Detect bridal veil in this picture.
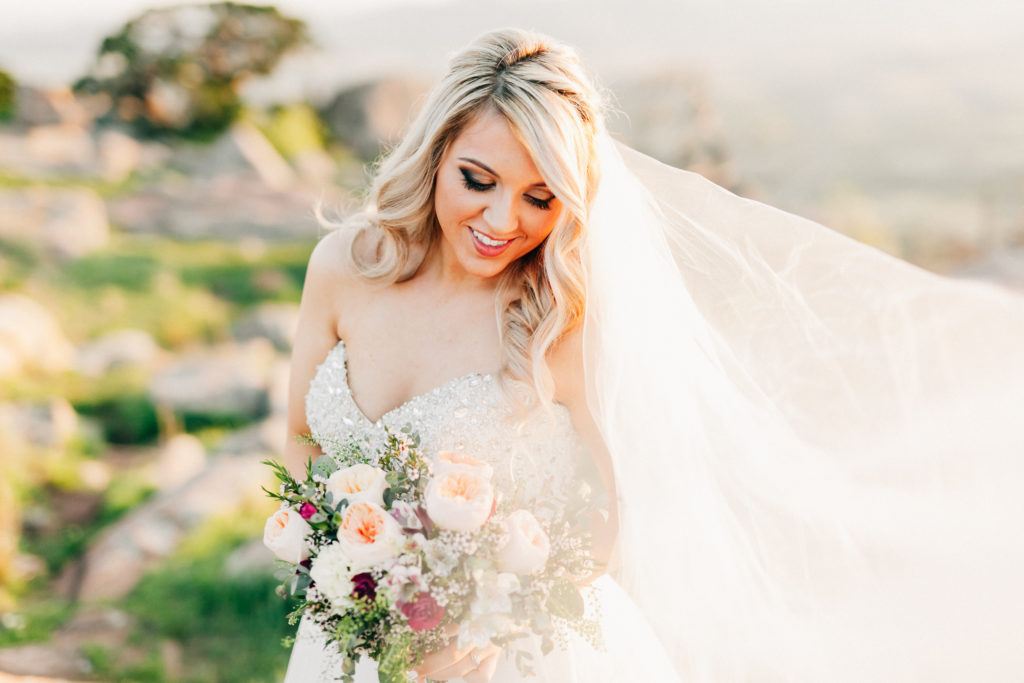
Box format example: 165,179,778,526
582,132,1024,682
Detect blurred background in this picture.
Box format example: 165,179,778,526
0,1,1022,681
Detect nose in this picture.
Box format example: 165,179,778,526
482,190,517,234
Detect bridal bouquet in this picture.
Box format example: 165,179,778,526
262,428,602,683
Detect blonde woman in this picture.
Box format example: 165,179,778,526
283,28,1024,683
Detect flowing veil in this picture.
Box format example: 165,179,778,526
582,132,1024,682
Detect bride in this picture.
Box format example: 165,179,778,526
283,28,1024,683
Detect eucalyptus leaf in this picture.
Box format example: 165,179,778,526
312,455,340,478
309,511,327,524
546,578,585,620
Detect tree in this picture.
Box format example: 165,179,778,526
74,2,308,140
0,69,14,121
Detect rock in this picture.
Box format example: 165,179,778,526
231,303,299,352
216,415,286,456
13,86,91,129
0,398,78,449
56,607,134,651
223,537,275,577
0,296,74,377
68,451,269,601
319,78,429,160
268,357,291,416
12,85,64,127
97,128,142,182
147,339,276,420
76,328,161,377
105,172,324,241
24,125,95,171
151,434,207,492
0,187,110,261
606,70,738,190
0,643,92,679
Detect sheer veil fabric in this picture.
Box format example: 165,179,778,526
582,133,1024,682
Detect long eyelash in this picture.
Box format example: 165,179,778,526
460,168,492,192
525,195,553,210
460,168,553,210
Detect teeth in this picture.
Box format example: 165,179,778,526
471,228,511,247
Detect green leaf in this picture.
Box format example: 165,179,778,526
377,639,411,683
383,487,396,508
545,578,585,620
312,455,339,478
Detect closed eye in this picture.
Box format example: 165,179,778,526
460,168,493,192
460,167,554,210
525,194,553,210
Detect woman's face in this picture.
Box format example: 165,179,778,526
433,107,561,281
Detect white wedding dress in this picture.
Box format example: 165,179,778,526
282,338,682,683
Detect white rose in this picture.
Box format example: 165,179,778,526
263,506,312,564
433,450,494,481
326,463,390,506
424,471,494,533
496,509,550,574
309,542,355,609
337,501,405,570
471,570,521,616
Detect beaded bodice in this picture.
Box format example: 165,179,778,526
305,339,582,511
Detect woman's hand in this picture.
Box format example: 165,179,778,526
413,623,503,682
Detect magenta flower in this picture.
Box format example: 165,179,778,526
350,572,377,602
299,502,317,520
399,592,444,631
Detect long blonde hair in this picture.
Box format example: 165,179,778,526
330,28,602,410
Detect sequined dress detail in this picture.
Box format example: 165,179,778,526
283,339,589,682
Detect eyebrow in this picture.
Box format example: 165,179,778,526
458,157,550,190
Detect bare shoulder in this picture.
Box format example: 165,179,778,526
548,325,586,407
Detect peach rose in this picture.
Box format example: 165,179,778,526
496,509,550,574
337,501,404,569
433,450,494,481
326,464,389,506
424,471,494,533
263,507,312,564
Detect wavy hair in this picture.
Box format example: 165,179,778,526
326,28,602,412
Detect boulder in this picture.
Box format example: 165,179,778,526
105,172,323,241
231,302,299,352
319,78,429,160
67,451,269,601
76,328,161,377
147,339,276,419
0,294,74,378
0,398,78,449
0,187,109,261
223,537,275,577
151,433,207,492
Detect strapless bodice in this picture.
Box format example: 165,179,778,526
305,339,582,512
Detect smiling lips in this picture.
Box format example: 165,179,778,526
469,227,515,256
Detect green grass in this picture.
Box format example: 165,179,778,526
21,469,155,575
0,599,76,648
110,507,293,682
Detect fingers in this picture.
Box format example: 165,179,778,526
422,643,502,682
462,646,501,683
414,638,473,680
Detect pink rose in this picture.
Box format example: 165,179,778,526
399,592,444,631
433,450,494,480
337,501,404,569
424,471,494,533
262,507,312,564
326,464,389,506
496,510,550,574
